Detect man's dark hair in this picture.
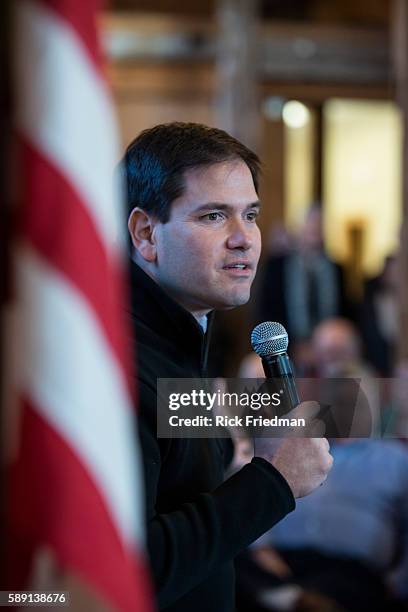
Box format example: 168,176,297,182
122,122,261,223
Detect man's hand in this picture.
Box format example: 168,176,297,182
254,401,333,498
270,437,332,498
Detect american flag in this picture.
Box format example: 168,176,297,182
5,1,153,609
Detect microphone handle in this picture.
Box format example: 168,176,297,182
261,353,300,411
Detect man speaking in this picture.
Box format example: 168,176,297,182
123,122,333,611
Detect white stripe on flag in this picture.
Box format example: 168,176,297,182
16,245,144,547
15,0,125,251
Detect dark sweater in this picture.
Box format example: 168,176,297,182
129,261,295,612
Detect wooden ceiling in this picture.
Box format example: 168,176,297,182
111,0,391,27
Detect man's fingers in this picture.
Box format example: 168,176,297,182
307,420,326,437
284,418,326,438
281,402,324,438
288,401,320,421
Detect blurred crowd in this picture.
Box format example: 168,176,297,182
227,206,408,611
234,318,408,610
255,205,399,377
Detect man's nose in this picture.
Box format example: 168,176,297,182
226,220,252,250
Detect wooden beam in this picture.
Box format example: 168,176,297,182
260,80,393,102
102,11,390,86
311,103,323,203
214,0,260,150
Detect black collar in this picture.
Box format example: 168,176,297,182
129,260,214,373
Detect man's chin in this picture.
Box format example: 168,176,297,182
215,292,251,310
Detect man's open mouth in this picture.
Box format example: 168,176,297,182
222,262,251,271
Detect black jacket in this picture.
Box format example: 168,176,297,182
129,261,295,612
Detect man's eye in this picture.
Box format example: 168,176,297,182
203,212,224,221
246,211,259,221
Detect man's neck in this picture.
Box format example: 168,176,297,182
131,252,211,324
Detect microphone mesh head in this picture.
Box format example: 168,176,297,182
251,321,289,357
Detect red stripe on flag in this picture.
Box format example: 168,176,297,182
7,399,152,610
17,136,134,396
34,0,103,70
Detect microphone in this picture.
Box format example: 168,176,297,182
251,321,300,411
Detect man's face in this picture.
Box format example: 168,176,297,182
153,160,261,317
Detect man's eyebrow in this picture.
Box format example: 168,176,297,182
192,201,261,213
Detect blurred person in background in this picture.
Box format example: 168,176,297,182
310,318,379,437
265,224,295,258
360,254,398,376
312,317,375,378
381,358,408,437
256,205,346,374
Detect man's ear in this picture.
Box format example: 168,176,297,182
128,207,158,262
